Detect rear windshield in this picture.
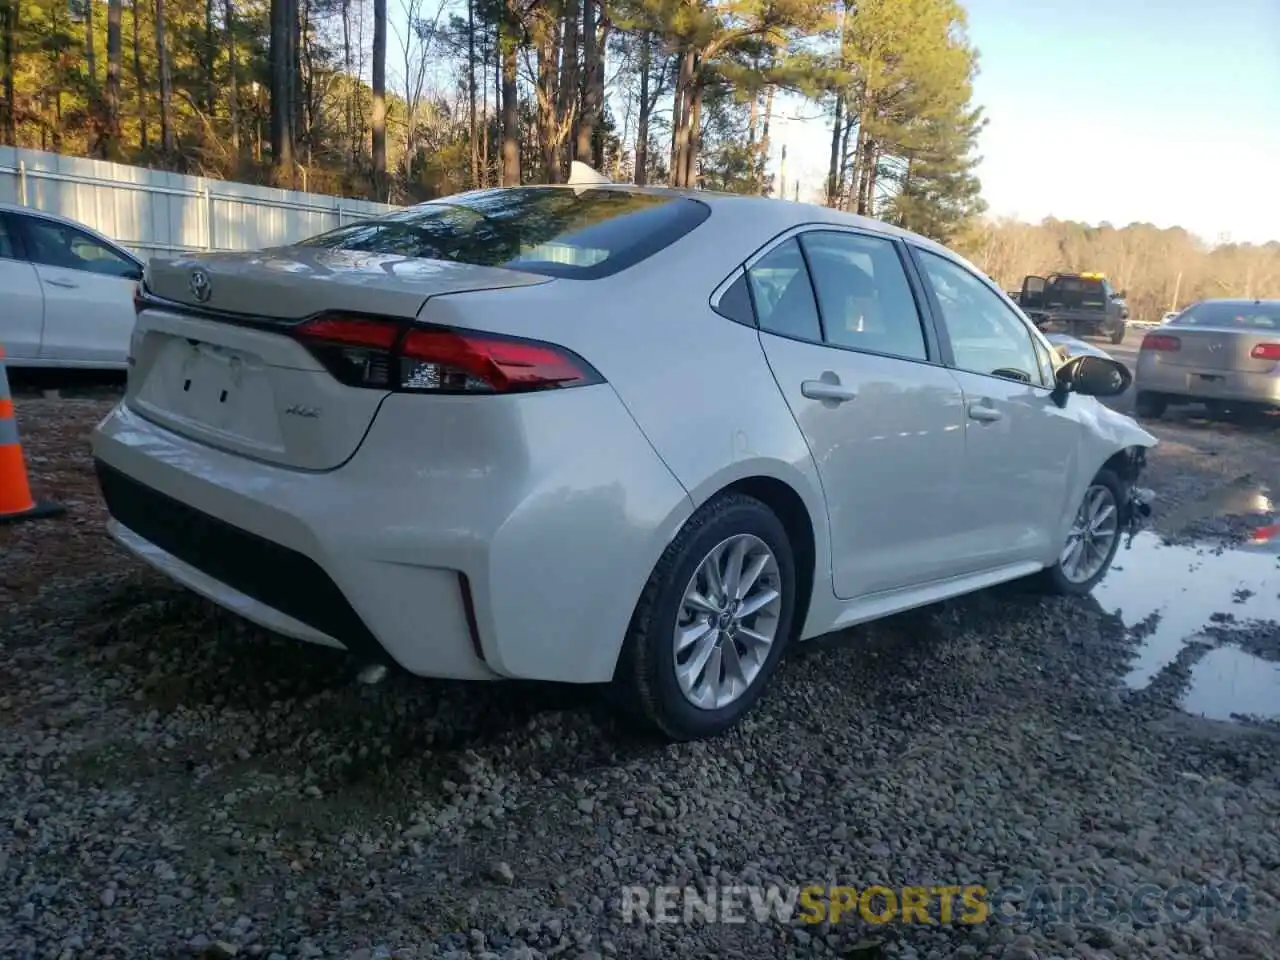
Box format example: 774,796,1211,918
296,187,711,279
1047,277,1106,297
1169,302,1280,330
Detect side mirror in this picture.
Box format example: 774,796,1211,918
1050,354,1132,408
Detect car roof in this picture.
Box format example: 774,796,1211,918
411,182,967,267
1190,297,1279,307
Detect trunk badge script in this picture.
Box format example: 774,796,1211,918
285,405,320,419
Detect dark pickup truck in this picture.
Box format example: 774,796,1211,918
1014,272,1129,345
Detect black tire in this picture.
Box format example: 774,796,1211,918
1134,391,1166,419
1036,468,1126,597
612,493,797,741
1109,323,1126,345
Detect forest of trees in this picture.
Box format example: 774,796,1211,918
970,218,1280,324
0,0,986,241
1,0,1275,319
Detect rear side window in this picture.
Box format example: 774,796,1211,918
746,238,822,342
296,187,711,280
1169,301,1280,330
799,231,928,361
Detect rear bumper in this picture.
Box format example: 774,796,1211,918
1135,354,1280,406
90,391,694,683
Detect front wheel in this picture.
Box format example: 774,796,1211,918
1109,323,1126,345
1037,469,1126,596
613,493,797,741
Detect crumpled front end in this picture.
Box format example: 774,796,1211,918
1115,445,1155,545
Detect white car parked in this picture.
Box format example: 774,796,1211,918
91,183,1157,740
0,203,144,368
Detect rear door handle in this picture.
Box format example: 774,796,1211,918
802,379,858,403
967,401,1003,422
44,277,78,289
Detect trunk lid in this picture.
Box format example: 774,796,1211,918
129,248,552,471
1157,325,1280,373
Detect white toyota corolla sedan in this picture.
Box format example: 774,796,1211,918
91,183,1157,740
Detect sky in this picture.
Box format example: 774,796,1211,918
770,0,1280,244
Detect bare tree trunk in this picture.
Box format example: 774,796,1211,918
467,0,478,187
500,10,520,186
836,111,852,204
341,0,352,160
634,30,650,185
224,0,239,154
825,90,843,206
132,0,147,150
681,81,702,187
481,22,490,185
536,11,561,181
757,84,773,195
556,0,579,170
371,0,386,195
575,0,596,164
86,1,98,91
1,0,15,146
154,0,175,155
269,0,296,178
105,0,122,158
670,50,694,186
204,0,216,113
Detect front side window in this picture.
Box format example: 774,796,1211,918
297,187,711,280
800,230,928,361
22,217,138,278
745,237,822,342
917,249,1046,386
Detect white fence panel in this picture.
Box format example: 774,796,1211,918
0,146,402,261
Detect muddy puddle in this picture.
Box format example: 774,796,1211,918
1096,529,1280,724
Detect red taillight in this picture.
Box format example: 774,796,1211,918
291,313,602,394
1142,334,1181,352
1250,343,1280,361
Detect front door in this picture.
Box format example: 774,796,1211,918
913,248,1079,571
747,229,969,599
17,214,140,366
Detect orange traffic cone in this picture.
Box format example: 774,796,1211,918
0,345,65,524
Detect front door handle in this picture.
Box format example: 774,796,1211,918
967,401,1003,422
44,277,78,289
802,379,858,403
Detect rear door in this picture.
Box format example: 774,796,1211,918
747,227,971,599
0,213,45,362
912,247,1079,571
15,214,142,366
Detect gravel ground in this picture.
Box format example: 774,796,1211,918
1,380,1278,960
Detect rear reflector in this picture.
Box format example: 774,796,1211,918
1141,334,1181,352
1249,343,1280,361
291,313,603,394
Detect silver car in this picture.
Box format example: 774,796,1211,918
1133,299,1280,418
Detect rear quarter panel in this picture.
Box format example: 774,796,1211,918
421,205,836,639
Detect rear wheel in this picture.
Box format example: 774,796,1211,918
1134,391,1166,419
613,494,797,741
1038,469,1125,596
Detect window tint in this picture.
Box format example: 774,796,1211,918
0,216,17,259
714,271,755,326
23,218,137,278
297,187,710,280
746,238,821,342
918,250,1045,386
800,231,927,360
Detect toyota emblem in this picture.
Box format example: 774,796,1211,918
190,269,212,303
